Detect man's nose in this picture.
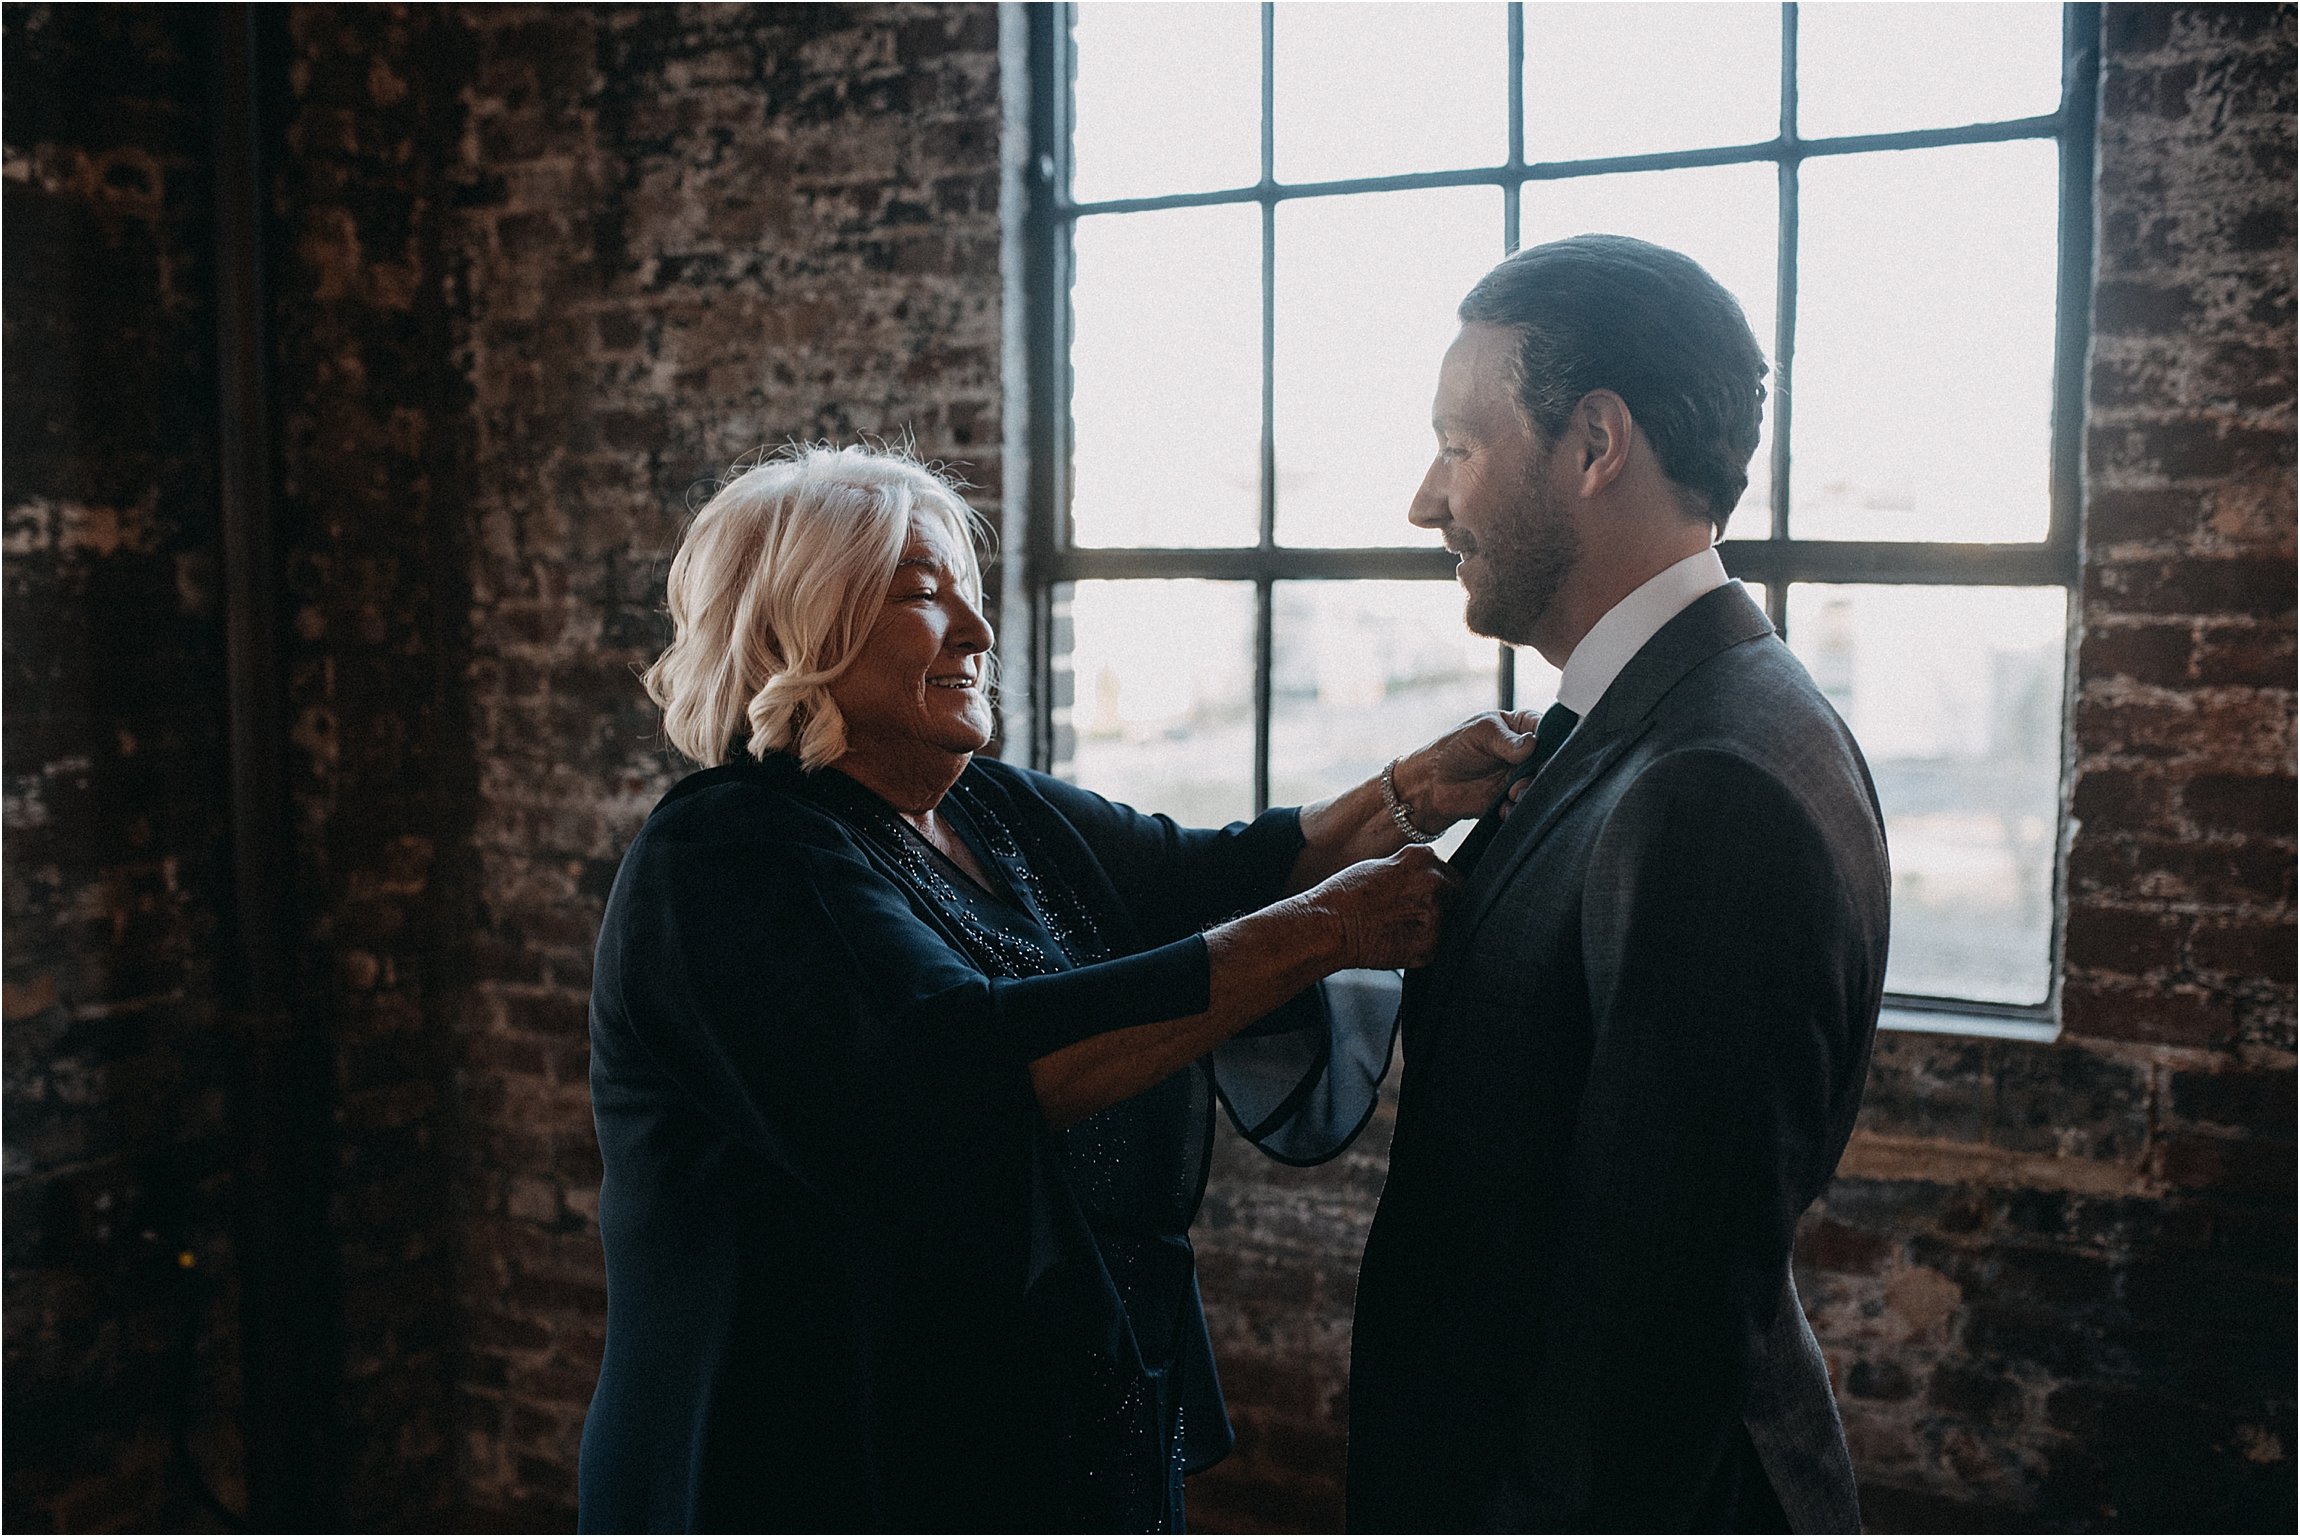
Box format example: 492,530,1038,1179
1407,461,1447,528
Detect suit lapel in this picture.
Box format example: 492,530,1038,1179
1414,582,1778,1014
1440,720,1652,968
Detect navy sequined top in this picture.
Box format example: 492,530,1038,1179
577,752,1392,1532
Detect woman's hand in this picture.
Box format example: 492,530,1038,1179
1030,845,1461,1127
1300,845,1461,971
1389,709,1545,831
1288,709,1543,892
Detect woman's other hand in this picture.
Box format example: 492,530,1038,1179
1391,709,1545,829
1303,845,1461,971
1032,846,1458,1127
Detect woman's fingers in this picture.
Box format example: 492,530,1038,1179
1317,845,1460,970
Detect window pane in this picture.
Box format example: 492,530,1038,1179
1525,3,1779,162
1798,3,2064,139
1060,580,1256,827
1785,584,2066,1007
1519,163,1780,536
1508,645,1565,712
1792,141,2060,542
1271,582,1503,817
1072,3,1261,203
1274,3,1509,183
1072,205,1262,547
1274,186,1504,547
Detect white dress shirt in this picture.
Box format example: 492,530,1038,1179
1554,546,1732,716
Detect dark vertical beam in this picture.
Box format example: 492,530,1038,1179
1500,1,1524,708
1021,1,1070,771
2044,3,2102,1010
1255,1,1276,812
2047,2,2100,563
210,4,336,1527
1768,2,1798,637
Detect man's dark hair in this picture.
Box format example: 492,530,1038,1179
1458,233,1768,529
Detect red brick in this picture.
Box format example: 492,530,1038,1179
2069,766,2181,836
2192,626,2299,687
2080,621,2195,685
2188,918,2299,981
2064,905,2189,973
2061,977,2239,1048
2169,1067,2300,1134
2084,557,2298,619
2089,420,2296,485
1799,1216,1896,1275
2159,1134,2298,1197
2092,278,2205,337
2182,773,2299,840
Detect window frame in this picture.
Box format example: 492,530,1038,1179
1014,1,2101,1038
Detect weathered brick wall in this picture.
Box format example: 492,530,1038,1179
2,8,245,1529
432,5,1003,1520
1190,6,2296,1533
8,3,2288,1532
270,6,480,1521
6,4,1002,1527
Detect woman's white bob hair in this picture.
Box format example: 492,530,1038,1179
643,443,991,770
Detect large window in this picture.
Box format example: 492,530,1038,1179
1016,3,2098,1033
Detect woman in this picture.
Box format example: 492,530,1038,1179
577,445,1539,1532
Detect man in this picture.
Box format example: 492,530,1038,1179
1347,235,1890,1533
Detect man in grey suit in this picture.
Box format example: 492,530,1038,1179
1347,235,1891,1533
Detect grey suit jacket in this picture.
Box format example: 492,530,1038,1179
1348,582,1890,1533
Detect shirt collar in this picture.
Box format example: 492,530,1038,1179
1555,546,1731,715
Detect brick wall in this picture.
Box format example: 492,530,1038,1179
2,9,247,1529
5,3,2289,1532
5,3,1002,1528
1189,6,2297,1531
427,4,1002,1521
270,5,479,1521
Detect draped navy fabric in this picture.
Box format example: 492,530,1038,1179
578,752,1391,1533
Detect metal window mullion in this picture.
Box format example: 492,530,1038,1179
1769,2,1798,639
1028,2,1074,771
2047,4,2101,557
1500,1,1524,710
1255,0,1276,813
1060,118,2061,220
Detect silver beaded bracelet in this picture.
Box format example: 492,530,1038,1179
1379,758,1438,844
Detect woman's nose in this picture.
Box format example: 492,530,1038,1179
949,597,993,654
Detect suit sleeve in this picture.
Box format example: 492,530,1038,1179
1497,748,1870,1529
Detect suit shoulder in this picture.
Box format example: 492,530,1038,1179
1650,637,1869,777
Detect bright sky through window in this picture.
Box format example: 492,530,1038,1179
1056,1,2075,1010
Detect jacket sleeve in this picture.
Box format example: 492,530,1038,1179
1495,748,1871,1529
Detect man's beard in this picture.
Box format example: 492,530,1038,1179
1463,469,1579,648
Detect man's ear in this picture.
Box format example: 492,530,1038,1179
1570,390,1634,492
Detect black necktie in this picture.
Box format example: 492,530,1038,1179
1448,703,1582,875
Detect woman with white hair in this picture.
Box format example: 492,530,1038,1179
577,445,1539,1532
